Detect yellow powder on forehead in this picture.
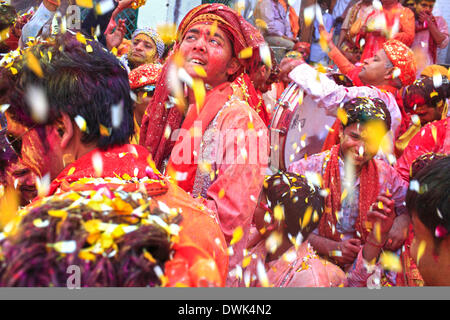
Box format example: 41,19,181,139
133,33,156,47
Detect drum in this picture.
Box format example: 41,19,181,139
269,82,337,171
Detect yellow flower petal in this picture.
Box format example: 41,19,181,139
26,51,43,78
75,0,93,8
416,240,427,266
230,226,244,245
379,251,402,272
238,47,253,59
301,206,313,229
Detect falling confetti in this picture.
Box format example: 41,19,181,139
111,101,124,128
193,65,207,78
26,85,48,124
156,23,178,44
257,259,269,287
259,44,272,69
92,152,103,177
0,188,19,232
416,240,427,266
379,251,402,272
192,78,206,110
209,20,218,37
273,204,284,221
26,51,43,78
95,0,115,15
304,5,315,27
76,0,93,8
36,174,50,197
230,226,244,245
48,240,77,254
75,115,87,132
301,206,313,229
238,47,253,59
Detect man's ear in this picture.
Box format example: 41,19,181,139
54,113,74,149
338,122,345,141
226,57,241,76
384,67,395,81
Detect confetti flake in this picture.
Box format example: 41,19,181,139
76,0,93,8
26,85,48,124
209,20,218,37
257,259,269,287
301,206,313,229
273,204,284,221
49,240,77,254
92,152,103,177
193,78,206,110
26,51,43,78
304,5,315,27
415,240,427,266
75,115,88,132
156,23,177,44
238,47,253,59
95,0,115,15
230,226,244,245
36,173,50,197
380,251,402,272
259,44,272,69
193,65,207,78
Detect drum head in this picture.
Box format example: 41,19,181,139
284,95,336,169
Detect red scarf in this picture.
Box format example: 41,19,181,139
319,145,380,243
48,144,167,196
165,83,233,193
234,73,271,127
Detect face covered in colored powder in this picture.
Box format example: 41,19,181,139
128,33,158,68
5,113,66,182
179,22,241,89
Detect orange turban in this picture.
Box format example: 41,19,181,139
129,63,162,90
383,39,417,86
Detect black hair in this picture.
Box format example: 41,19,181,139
342,97,392,131
263,172,324,239
0,190,181,287
403,76,450,113
2,32,134,150
406,156,450,252
0,129,17,183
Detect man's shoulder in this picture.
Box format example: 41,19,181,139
288,150,330,173
218,97,267,131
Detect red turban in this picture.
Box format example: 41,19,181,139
129,63,162,90
383,39,417,86
177,3,266,74
139,4,267,169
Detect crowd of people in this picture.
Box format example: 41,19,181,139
0,0,448,288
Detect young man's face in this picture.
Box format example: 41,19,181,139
4,159,38,206
339,122,379,171
412,102,443,125
359,49,392,86
179,23,239,89
5,113,64,181
415,0,435,15
128,34,158,68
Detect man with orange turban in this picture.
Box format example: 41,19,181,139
139,4,270,285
